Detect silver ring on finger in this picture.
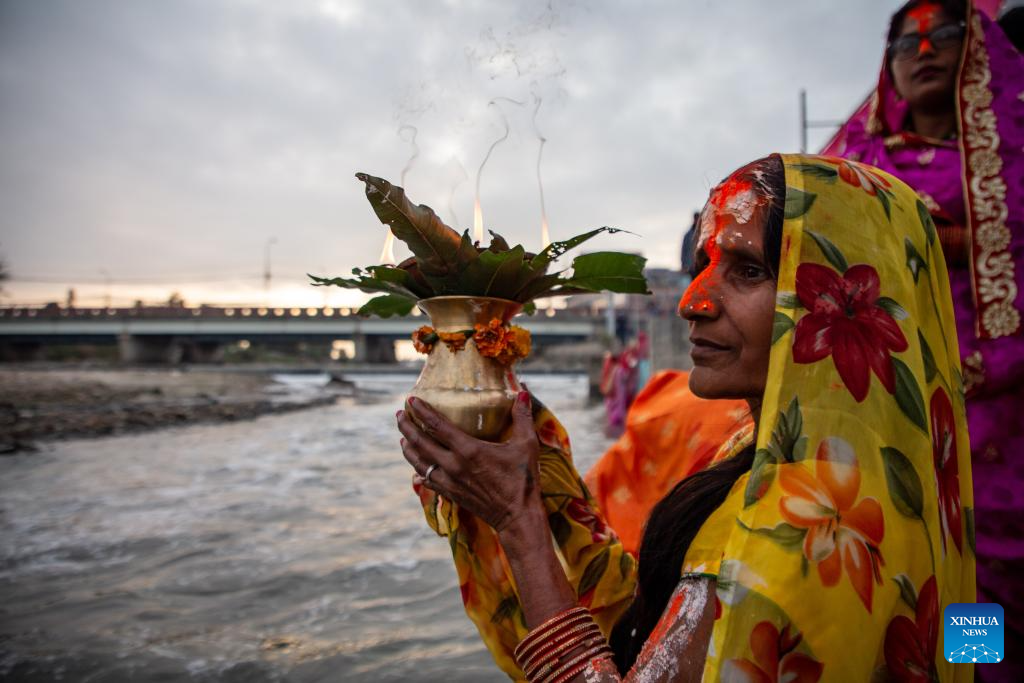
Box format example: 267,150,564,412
424,463,439,483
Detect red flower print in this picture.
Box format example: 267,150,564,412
930,388,962,554
835,159,892,196
565,498,612,543
779,437,885,611
537,417,570,452
884,575,938,682
724,621,823,683
793,263,908,402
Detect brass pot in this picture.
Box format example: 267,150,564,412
409,296,523,441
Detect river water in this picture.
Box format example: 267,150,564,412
0,373,611,682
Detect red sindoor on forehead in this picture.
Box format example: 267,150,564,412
906,2,942,33
677,177,755,315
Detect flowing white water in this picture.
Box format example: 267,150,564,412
0,373,611,682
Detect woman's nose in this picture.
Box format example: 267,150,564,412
917,37,935,57
678,269,720,319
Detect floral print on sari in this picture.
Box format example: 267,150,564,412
685,155,974,681
778,437,885,611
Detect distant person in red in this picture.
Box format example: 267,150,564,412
599,333,649,438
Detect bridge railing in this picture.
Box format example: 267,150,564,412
0,304,600,322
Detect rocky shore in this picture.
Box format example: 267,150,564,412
0,367,350,453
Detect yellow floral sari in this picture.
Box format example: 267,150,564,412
416,153,975,682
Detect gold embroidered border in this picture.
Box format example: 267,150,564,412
960,14,1020,339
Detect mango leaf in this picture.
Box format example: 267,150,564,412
893,574,919,611
789,163,838,181
559,252,650,294
744,449,778,507
876,296,908,321
357,293,417,318
806,230,849,273
905,237,928,283
917,329,938,383
456,245,527,298
916,198,937,246
455,232,479,270
772,311,795,345
530,226,629,271
892,357,928,434
486,231,510,253
577,548,610,599
367,265,434,298
355,172,466,276
784,187,817,219
510,273,563,302
308,269,423,300
548,511,572,548
881,446,924,518
736,519,806,551
396,256,437,297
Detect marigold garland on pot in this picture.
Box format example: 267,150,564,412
410,319,531,364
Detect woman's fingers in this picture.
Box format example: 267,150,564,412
509,390,536,444
396,409,462,474
406,397,477,453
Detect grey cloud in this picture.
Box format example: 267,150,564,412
0,0,900,303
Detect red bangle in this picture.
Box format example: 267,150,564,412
522,622,601,677
524,631,604,680
515,607,591,664
548,652,614,683
538,642,614,683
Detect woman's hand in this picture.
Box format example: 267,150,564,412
396,390,542,533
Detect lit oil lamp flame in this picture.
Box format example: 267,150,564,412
379,231,396,265
473,197,484,244
540,217,551,249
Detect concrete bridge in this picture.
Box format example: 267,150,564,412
0,304,602,363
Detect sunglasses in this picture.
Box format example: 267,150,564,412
888,21,966,60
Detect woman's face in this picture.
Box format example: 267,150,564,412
890,3,961,115
679,178,777,402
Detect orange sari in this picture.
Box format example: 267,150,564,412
584,370,751,555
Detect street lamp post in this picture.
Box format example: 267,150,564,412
263,237,277,307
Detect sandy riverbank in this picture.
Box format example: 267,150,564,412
0,367,349,453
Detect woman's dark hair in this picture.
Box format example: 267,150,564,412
885,0,968,70
610,154,785,673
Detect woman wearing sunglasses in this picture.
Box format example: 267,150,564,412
824,3,1023,679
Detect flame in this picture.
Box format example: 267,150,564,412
473,197,484,244
379,231,396,265
540,217,551,249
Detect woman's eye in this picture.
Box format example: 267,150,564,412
738,264,767,281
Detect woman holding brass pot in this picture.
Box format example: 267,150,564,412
398,154,975,681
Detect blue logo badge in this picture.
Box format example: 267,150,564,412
943,603,1004,664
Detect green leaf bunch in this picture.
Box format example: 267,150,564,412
310,173,650,317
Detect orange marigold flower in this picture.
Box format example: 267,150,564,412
411,326,437,354
438,330,470,352
473,319,512,358
497,325,532,364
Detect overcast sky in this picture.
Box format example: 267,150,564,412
0,0,903,308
